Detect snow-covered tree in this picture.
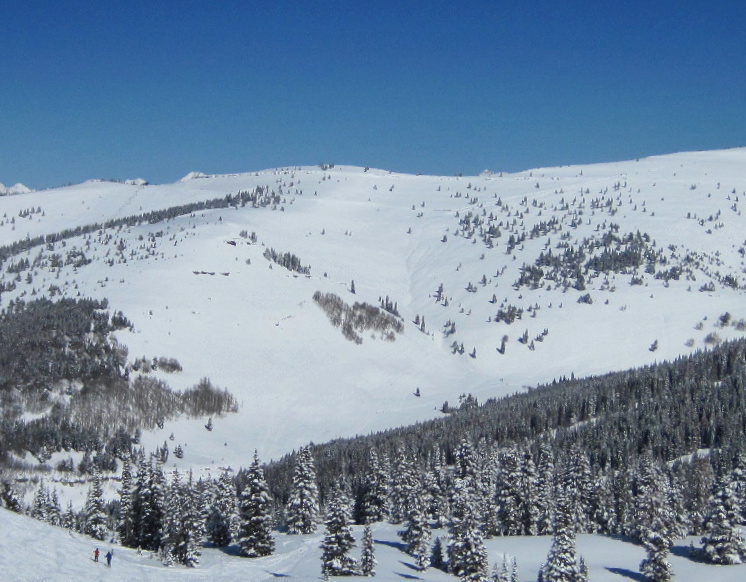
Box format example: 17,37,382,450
360,449,390,524
84,470,108,540
637,459,675,582
389,448,419,524
206,469,236,547
360,524,377,576
448,478,488,582
399,488,431,569
538,483,584,582
118,457,135,546
237,451,275,557
320,482,358,577
701,473,746,564
286,446,320,534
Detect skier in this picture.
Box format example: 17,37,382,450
106,550,113,567
94,548,99,562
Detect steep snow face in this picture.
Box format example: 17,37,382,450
1,151,746,468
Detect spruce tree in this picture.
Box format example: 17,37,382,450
701,473,746,564
84,470,108,541
238,451,275,557
206,469,237,547
360,449,389,524
320,482,358,577
538,484,583,582
118,457,135,546
637,459,675,582
399,488,431,570
448,478,489,582
360,524,377,576
286,446,320,534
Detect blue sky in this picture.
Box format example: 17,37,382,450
1,1,744,189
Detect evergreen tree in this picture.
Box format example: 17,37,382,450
84,470,108,540
206,470,236,547
165,470,202,567
431,536,445,571
637,459,675,582
399,488,431,570
118,457,135,546
360,449,390,524
538,484,583,582
31,480,49,523
0,481,22,513
62,501,76,530
535,445,556,535
701,473,746,564
320,482,358,577
360,524,377,576
389,448,419,524
448,478,489,582
48,489,62,526
286,446,320,534
495,448,523,536
238,451,275,557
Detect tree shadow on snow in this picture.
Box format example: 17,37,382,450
375,539,408,552
606,567,646,582
670,543,708,563
394,573,422,580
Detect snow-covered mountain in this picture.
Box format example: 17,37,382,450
0,182,32,196
1,149,746,470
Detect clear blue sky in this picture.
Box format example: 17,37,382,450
2,1,744,189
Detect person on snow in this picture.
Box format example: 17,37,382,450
106,550,113,567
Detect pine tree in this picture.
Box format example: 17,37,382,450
31,480,49,523
48,488,62,526
448,478,489,582
701,473,746,564
238,451,275,557
389,448,418,524
206,469,236,547
320,482,358,577
495,448,523,536
360,524,377,576
535,445,556,535
431,536,445,571
399,488,431,570
84,470,108,540
286,446,320,534
62,501,76,530
538,483,583,582
360,449,390,524
118,457,135,546
637,459,675,582
0,481,22,513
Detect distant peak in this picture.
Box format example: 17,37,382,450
0,182,32,196
179,171,208,182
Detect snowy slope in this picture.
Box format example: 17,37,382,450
3,507,746,581
1,150,746,471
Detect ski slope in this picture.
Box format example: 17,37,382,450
0,149,745,471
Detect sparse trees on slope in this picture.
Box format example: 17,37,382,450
238,451,275,557
286,446,320,534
